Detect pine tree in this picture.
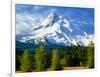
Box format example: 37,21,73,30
16,55,21,71
20,49,33,72
34,44,47,71
87,42,94,68
80,47,87,67
51,49,61,70
63,55,70,66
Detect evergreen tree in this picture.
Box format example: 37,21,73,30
63,55,70,66
51,49,61,70
16,55,21,71
34,44,47,71
80,47,87,67
20,49,33,72
60,54,70,67
87,42,94,68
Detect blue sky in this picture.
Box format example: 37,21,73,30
16,4,94,36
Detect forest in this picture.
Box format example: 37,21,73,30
16,42,94,72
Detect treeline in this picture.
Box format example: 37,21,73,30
16,42,94,72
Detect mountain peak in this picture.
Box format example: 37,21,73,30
40,12,62,28
17,12,94,46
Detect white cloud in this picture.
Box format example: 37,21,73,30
16,12,45,35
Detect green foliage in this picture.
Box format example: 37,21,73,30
87,46,94,68
60,55,70,67
20,49,33,72
80,47,87,67
34,44,47,71
16,42,94,72
16,55,21,71
63,55,70,66
51,49,61,70
65,46,80,66
70,52,80,66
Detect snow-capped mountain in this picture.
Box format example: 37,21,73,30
17,12,94,46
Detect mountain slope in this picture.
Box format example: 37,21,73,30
17,12,94,46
